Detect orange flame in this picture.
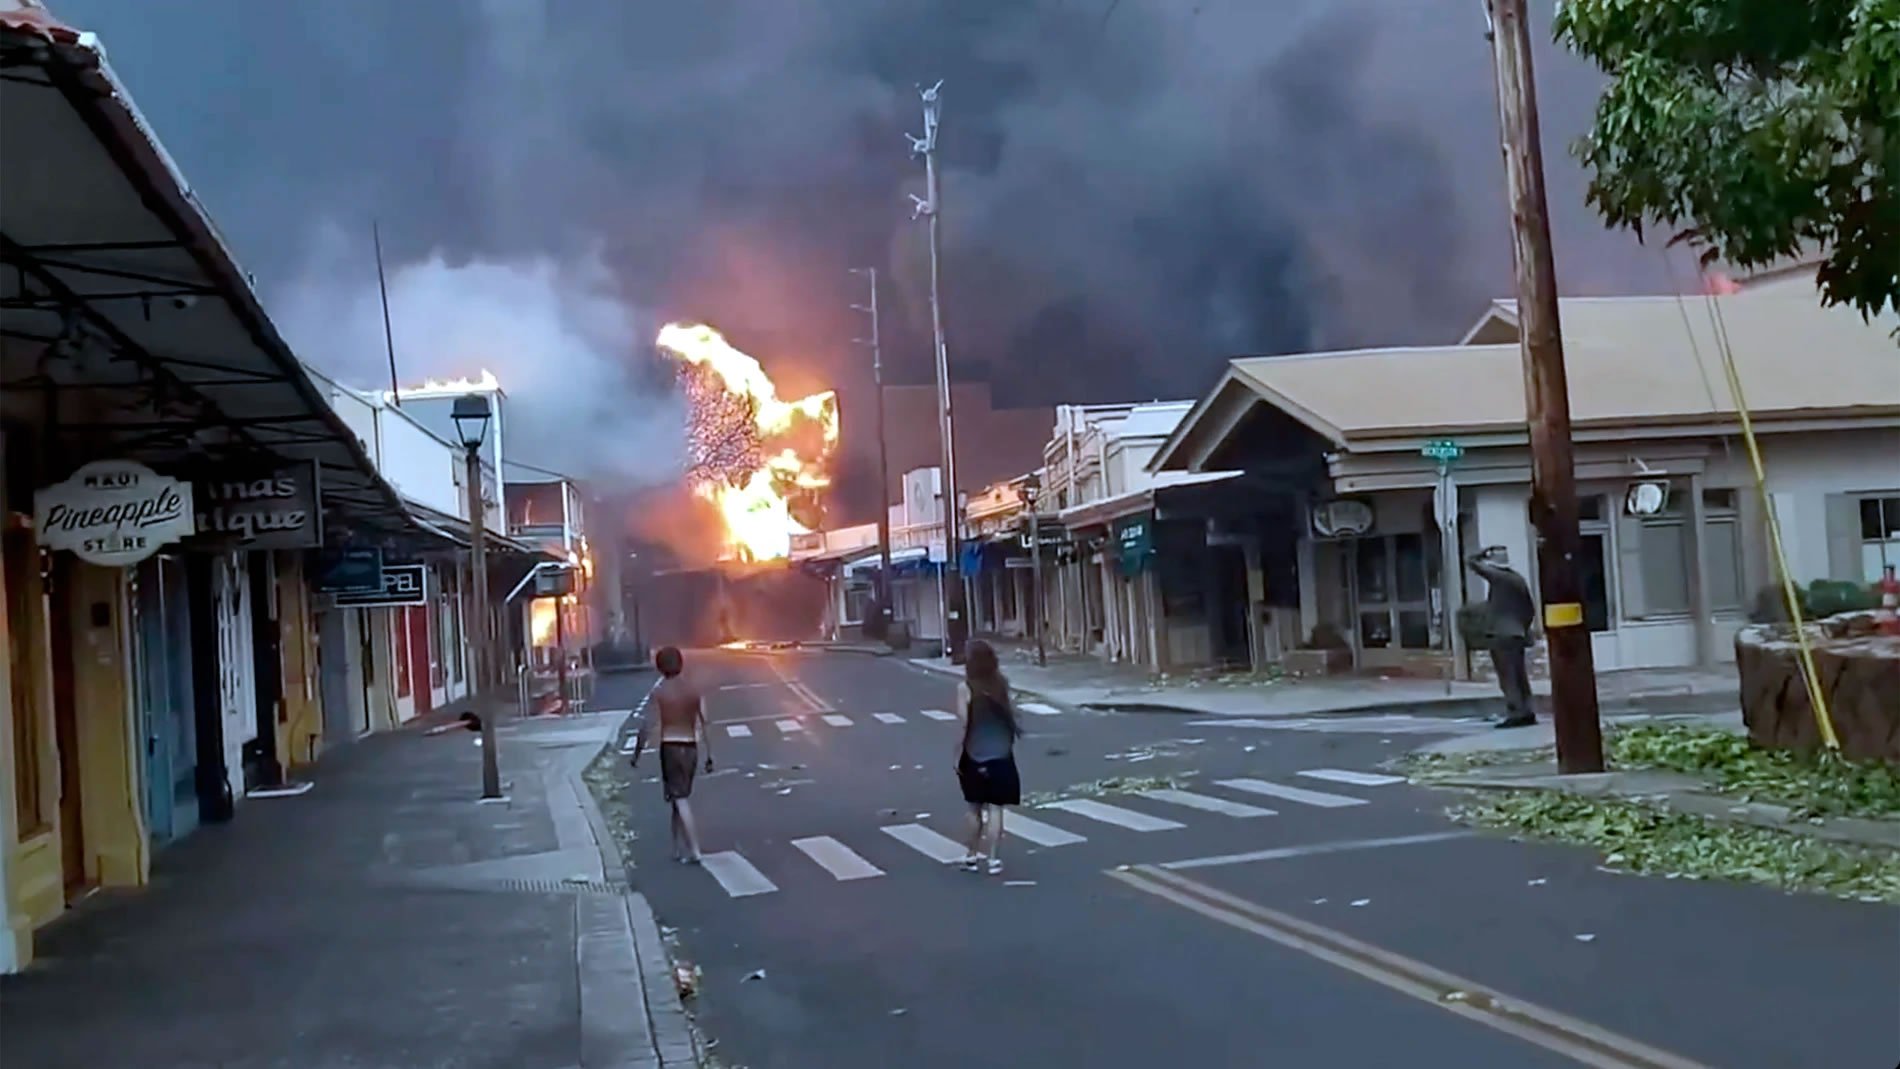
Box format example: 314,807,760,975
656,323,840,562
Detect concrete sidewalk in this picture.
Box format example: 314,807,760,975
0,697,692,1069
907,640,1739,721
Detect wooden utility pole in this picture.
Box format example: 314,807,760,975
1485,0,1603,773
851,267,896,637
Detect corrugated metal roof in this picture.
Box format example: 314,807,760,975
1232,292,1899,445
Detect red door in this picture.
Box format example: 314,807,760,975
405,606,433,716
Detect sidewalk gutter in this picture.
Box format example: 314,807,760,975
569,707,700,1068
904,655,1736,722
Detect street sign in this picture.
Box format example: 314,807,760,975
332,563,428,608
1421,439,1464,464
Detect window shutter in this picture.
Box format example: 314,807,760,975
1616,513,1646,619
1823,494,1860,581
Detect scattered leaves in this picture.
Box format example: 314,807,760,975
1607,724,1900,819
1452,791,1900,903
1024,774,1191,805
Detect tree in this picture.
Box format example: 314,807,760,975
1557,0,1899,319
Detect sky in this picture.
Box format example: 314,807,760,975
50,0,1691,516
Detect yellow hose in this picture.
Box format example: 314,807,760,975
1714,325,1840,751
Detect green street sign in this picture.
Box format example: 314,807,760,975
1421,439,1464,463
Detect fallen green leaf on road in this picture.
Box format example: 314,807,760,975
1024,774,1191,805
1607,725,1900,820
1451,791,1900,903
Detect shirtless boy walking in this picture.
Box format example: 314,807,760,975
630,647,713,863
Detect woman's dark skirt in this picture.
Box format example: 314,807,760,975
957,754,1021,806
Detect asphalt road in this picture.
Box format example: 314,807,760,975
595,650,1900,1069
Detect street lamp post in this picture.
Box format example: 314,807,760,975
452,393,501,799
1024,480,1046,667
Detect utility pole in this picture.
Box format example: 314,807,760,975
1484,0,1603,773
850,266,896,639
373,220,401,405
910,79,967,664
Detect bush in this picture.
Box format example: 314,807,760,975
1749,580,1877,623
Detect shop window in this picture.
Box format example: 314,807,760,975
1621,488,1745,619
843,582,874,625
5,526,47,836
1860,496,1900,580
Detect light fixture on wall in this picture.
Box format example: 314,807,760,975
1626,481,1670,516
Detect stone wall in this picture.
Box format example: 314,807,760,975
1735,612,1900,762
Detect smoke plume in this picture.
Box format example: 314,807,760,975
55,0,1686,517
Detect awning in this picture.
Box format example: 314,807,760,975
843,545,939,578
0,8,416,545
1057,471,1242,531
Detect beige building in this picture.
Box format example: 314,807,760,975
1153,289,1900,678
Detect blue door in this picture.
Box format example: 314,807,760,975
134,561,174,843
134,557,198,846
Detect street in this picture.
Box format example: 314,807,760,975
604,650,1899,1069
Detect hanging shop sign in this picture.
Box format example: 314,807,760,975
183,461,322,551
35,459,195,566
331,563,429,608
1112,514,1155,576
314,547,385,594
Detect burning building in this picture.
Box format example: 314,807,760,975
657,322,840,563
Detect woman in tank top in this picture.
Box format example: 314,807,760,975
955,640,1023,875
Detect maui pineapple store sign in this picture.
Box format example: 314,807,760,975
35,460,195,566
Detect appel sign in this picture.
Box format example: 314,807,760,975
35,460,196,566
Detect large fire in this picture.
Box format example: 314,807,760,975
657,323,840,562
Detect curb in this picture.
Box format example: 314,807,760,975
569,695,699,1068
901,657,1086,717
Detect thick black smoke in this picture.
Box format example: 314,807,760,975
53,0,1675,495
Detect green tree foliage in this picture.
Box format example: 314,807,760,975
1557,0,1899,318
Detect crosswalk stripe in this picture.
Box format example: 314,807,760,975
725,724,753,738
701,851,778,897
1217,778,1368,809
873,713,907,724
1019,701,1062,716
1004,813,1088,847
821,714,854,727
881,823,968,864
919,709,957,721
792,836,885,881
1139,788,1277,818
775,719,804,733
1298,768,1405,787
1041,798,1184,832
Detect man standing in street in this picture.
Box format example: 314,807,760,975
1466,546,1537,728
631,647,714,863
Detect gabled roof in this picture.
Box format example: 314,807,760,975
1155,291,1899,469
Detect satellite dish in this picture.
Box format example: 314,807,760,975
1626,481,1670,516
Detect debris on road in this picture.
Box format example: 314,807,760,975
1350,899,1371,907
1004,880,1037,887
743,969,767,982
1527,877,1548,886
890,1008,909,1016
1574,934,1597,943
674,962,701,999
